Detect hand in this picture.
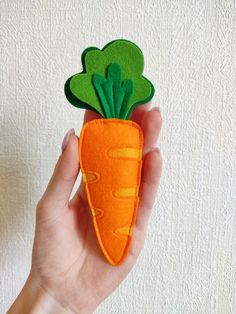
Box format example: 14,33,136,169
8,104,162,314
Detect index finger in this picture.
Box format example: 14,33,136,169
83,109,101,124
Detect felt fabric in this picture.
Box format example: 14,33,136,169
64,39,155,119
92,63,133,119
79,118,143,266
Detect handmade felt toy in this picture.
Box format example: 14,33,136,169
65,39,154,266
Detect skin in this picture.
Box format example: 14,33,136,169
8,104,162,314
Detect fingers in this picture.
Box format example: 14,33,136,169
128,149,162,258
38,133,80,211
83,109,101,124
141,107,162,156
130,102,151,125
131,103,162,156
69,179,87,209
137,148,162,228
129,107,162,257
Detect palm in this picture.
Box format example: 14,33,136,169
31,105,162,313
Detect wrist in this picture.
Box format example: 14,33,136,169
7,273,74,314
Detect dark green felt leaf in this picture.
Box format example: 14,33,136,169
92,63,134,119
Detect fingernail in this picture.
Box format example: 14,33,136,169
61,128,75,152
152,106,161,113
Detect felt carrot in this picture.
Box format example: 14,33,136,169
65,39,154,265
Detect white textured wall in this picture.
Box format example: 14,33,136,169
1,1,235,313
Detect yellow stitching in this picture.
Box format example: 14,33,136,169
113,187,138,198
115,225,134,236
108,147,141,159
91,207,104,218
82,171,100,183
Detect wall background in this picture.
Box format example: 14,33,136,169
0,0,235,313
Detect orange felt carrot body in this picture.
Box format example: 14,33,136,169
79,118,143,265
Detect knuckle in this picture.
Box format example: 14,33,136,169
129,233,145,259
36,198,47,214
140,198,154,211
156,148,162,161
157,112,163,125
36,199,44,210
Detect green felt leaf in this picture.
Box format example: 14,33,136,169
64,39,155,119
92,63,134,119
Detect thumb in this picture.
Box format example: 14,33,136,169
38,129,80,211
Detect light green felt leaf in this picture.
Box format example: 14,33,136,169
65,39,155,119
